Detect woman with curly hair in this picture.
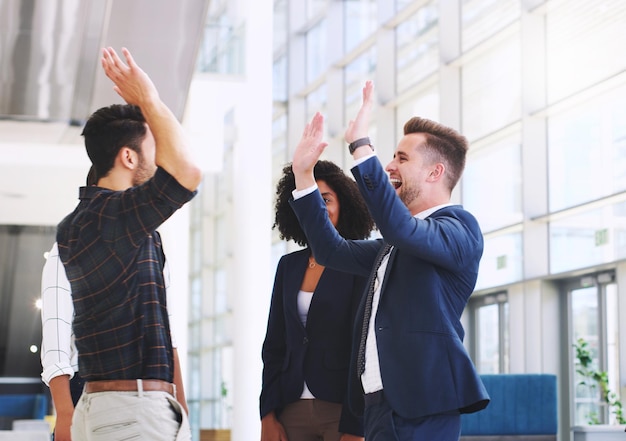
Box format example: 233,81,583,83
260,160,375,441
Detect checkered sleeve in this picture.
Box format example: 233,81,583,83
40,242,78,385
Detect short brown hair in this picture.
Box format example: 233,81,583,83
403,117,468,191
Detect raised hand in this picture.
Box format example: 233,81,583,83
292,112,328,190
344,80,374,144
101,47,159,107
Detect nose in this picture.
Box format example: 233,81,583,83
385,159,396,173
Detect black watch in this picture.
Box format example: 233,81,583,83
348,137,373,154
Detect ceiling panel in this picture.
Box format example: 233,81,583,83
0,0,210,226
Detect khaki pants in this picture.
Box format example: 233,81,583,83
71,389,190,440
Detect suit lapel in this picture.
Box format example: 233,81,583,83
377,245,396,301
284,251,309,331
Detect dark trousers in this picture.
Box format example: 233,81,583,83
364,390,461,441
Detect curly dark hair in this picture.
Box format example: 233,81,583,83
274,160,375,246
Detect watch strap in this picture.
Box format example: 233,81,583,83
348,137,373,154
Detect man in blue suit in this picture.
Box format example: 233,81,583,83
288,81,489,440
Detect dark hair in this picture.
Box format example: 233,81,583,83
86,165,98,186
274,160,375,247
81,104,147,180
403,117,468,191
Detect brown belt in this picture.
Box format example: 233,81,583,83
85,379,176,398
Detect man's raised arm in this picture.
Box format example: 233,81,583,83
101,47,202,191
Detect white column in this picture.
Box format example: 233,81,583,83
521,3,549,279
231,0,273,440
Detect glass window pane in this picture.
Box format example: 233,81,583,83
306,20,327,82
396,84,440,126
605,283,621,424
461,34,521,140
197,16,243,75
273,56,288,103
395,2,439,93
395,0,414,12
549,202,626,274
548,86,626,212
344,0,378,53
546,0,626,103
502,302,509,373
463,133,522,232
274,0,288,51
477,303,500,373
572,286,601,425
307,0,328,18
344,46,377,126
461,0,519,51
306,84,328,122
471,293,508,375
476,232,522,290
272,114,288,184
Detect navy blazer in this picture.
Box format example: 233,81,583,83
260,248,365,435
290,156,490,420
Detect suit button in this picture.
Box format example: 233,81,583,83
303,337,309,345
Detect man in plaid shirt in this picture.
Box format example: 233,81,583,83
56,47,202,440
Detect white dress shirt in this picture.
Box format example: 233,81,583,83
40,242,177,386
297,289,315,399
40,242,77,385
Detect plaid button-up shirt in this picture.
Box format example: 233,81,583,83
57,167,196,382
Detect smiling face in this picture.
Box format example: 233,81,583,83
385,133,441,215
317,179,341,228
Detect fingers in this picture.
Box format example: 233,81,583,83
101,47,128,83
309,112,324,136
102,47,127,70
302,112,324,139
362,80,374,105
121,47,138,70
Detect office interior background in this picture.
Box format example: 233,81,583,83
1,0,626,440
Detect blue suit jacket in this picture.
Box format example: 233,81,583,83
260,248,365,435
290,156,490,419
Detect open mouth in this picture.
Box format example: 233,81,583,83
390,178,402,190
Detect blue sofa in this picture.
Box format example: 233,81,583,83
461,374,558,441
0,394,48,430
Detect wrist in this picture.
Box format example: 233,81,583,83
262,411,278,422
348,137,373,154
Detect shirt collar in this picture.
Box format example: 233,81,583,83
415,203,454,220
79,185,109,200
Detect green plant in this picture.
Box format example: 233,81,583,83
573,337,626,425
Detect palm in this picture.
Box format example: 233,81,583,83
101,47,159,106
292,112,327,175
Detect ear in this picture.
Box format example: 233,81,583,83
118,147,139,170
427,163,445,182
